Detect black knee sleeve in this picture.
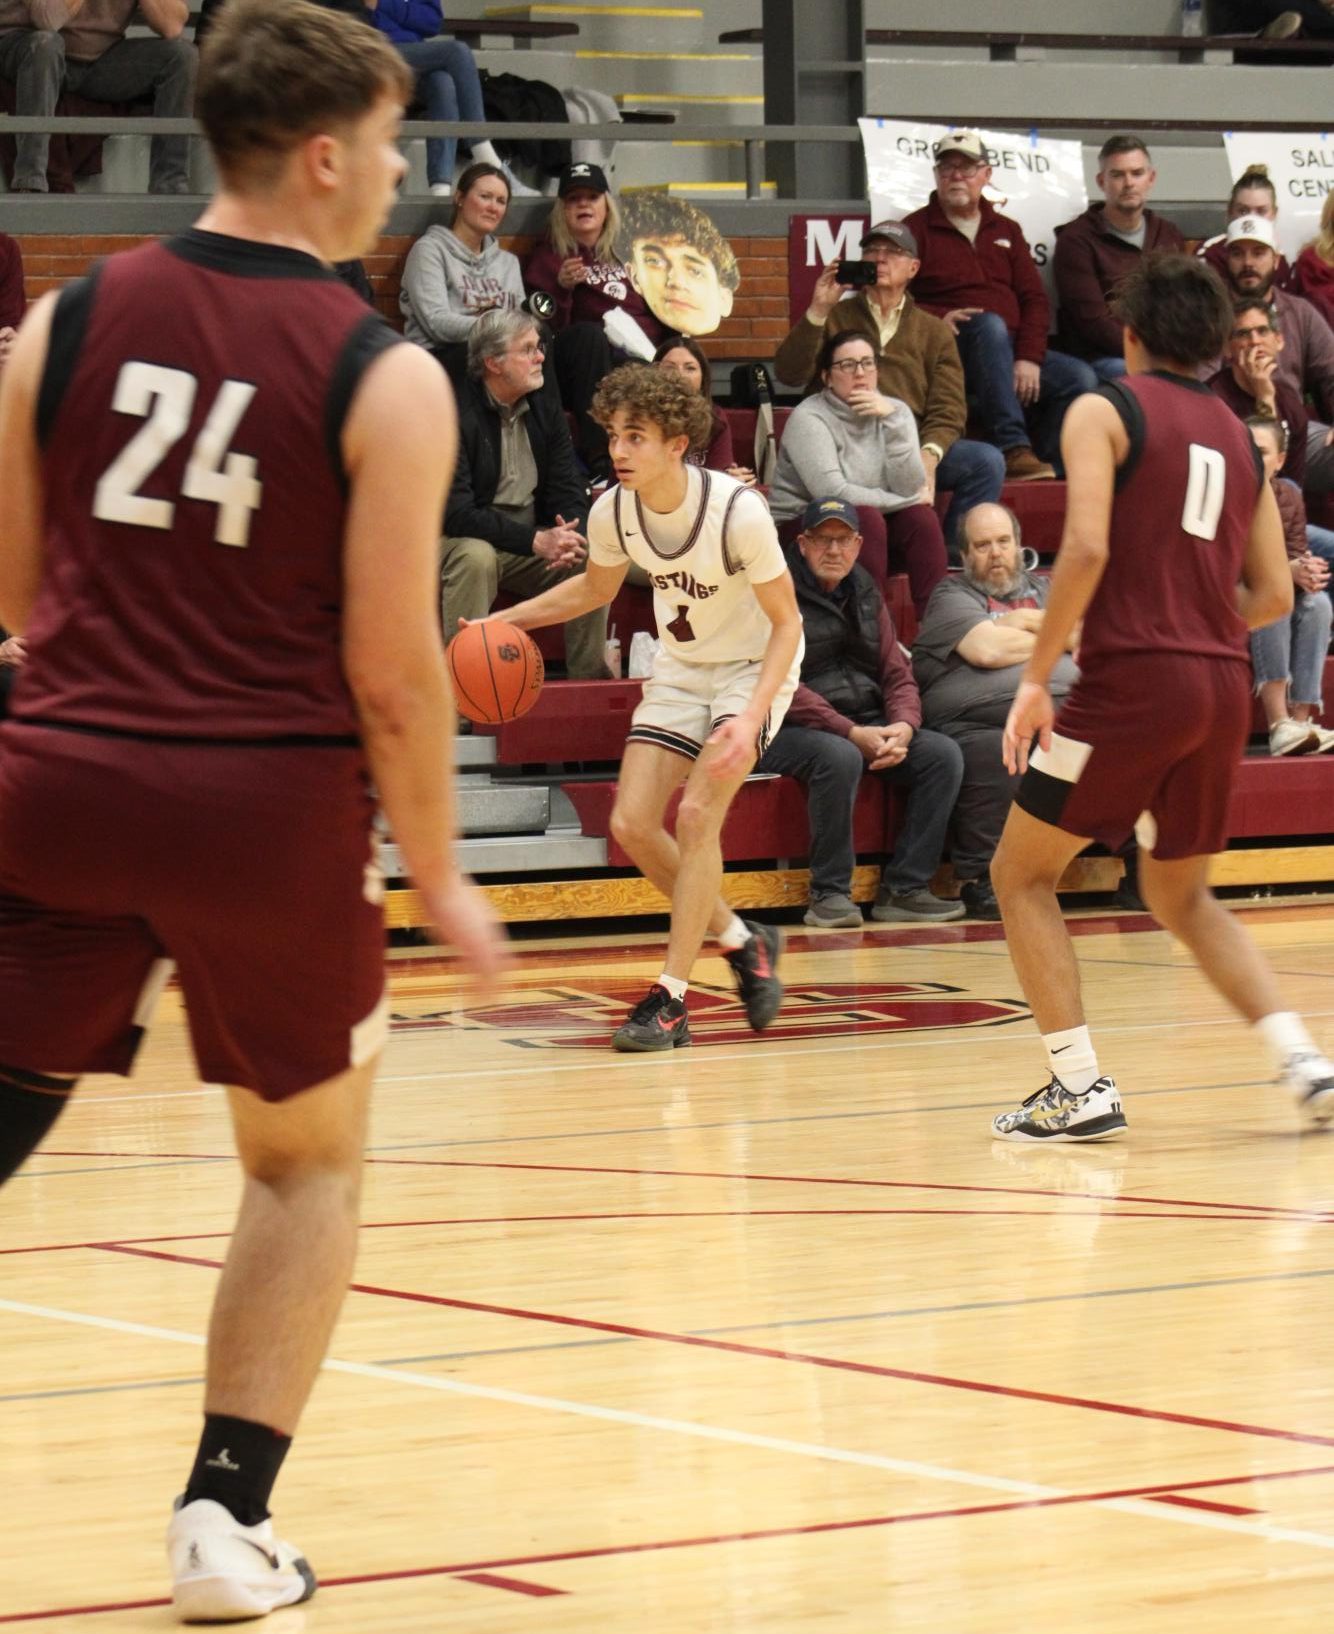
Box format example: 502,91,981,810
0,1066,80,1183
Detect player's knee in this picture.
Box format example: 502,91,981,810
609,797,650,854
674,791,725,849
0,1066,79,1184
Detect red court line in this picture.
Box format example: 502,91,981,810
2,1463,1328,1624
365,1156,1334,1223
1148,1493,1260,1516
455,1571,566,1596
34,1151,1333,1223
98,1244,1334,1453
0,1195,1284,1261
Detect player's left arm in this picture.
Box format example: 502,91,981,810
707,568,804,779
138,0,190,38
0,291,56,634
1024,391,1122,686
1002,391,1121,774
1237,478,1294,630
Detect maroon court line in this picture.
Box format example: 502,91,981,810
97,1243,1334,1453
1148,1493,1259,1516
3,1192,1296,1261
364,1155,1334,1223
4,1463,1328,1625
455,1571,566,1596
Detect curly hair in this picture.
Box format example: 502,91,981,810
619,194,740,290
592,363,715,449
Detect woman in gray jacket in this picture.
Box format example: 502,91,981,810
400,163,525,364
770,331,948,613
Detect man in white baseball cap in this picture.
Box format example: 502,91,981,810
1223,212,1334,496
904,130,1098,483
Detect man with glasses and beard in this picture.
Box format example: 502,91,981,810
912,503,1078,920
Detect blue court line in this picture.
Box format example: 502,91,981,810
362,1076,1268,1153
10,1157,229,1180
371,1264,1334,1369
0,1376,204,1404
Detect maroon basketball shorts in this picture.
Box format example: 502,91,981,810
0,724,388,1101
1014,653,1251,861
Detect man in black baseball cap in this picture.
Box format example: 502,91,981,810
755,497,965,928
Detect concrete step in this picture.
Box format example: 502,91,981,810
457,778,551,834
865,57,1334,124
383,825,608,878
615,91,763,124
484,3,712,53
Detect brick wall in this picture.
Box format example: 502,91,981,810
14,230,793,362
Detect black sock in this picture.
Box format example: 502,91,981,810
183,1414,292,1527
0,1066,78,1184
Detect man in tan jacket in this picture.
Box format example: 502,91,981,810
0,0,195,193
775,219,1004,545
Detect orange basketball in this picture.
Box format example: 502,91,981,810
447,619,544,724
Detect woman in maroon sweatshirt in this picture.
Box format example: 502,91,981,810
1293,192,1334,331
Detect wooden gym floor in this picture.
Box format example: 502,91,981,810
5,900,1334,1630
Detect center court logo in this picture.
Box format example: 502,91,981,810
391,979,1029,1049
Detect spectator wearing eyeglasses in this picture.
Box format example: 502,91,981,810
768,331,948,615
904,131,1098,481
440,309,608,677
1208,298,1309,486
756,498,964,928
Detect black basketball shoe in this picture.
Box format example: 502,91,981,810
725,920,784,1032
612,984,691,1052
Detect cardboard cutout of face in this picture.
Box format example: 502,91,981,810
621,194,740,337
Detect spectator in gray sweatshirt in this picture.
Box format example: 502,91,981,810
400,162,525,374
769,331,948,614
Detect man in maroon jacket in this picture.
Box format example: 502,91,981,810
1053,134,1184,381
904,131,1097,483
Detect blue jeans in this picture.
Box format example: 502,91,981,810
1306,523,1334,567
953,310,1098,464
935,437,1005,552
757,724,964,898
396,37,486,185
1251,589,1332,709
1091,356,1127,382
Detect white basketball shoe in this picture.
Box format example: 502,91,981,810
168,1497,315,1622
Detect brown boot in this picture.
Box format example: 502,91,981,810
1004,446,1056,481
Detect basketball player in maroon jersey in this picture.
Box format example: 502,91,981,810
988,253,1334,1142
0,0,505,1619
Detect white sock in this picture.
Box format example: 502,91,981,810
1043,1024,1101,1095
470,139,502,168
1256,1010,1319,1071
716,915,750,952
657,973,687,1002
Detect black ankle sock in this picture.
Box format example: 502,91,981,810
0,1066,78,1184
183,1414,292,1527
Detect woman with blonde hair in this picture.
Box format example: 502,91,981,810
1293,191,1334,330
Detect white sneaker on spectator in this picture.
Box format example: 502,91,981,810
1260,8,1303,36
503,167,543,198
1268,718,1319,756
429,182,453,196
1308,724,1334,754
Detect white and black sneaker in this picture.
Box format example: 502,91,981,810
168,1497,315,1622
992,1075,1127,1143
1279,1050,1334,1129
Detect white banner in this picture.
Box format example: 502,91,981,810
1222,131,1334,263
858,119,1088,307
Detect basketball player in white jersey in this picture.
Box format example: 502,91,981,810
491,365,804,1049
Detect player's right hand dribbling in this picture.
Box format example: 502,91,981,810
1002,680,1054,776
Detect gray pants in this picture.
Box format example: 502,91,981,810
440,536,609,680
0,29,196,192
1307,421,1334,496
938,720,1020,884
1250,588,1332,709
